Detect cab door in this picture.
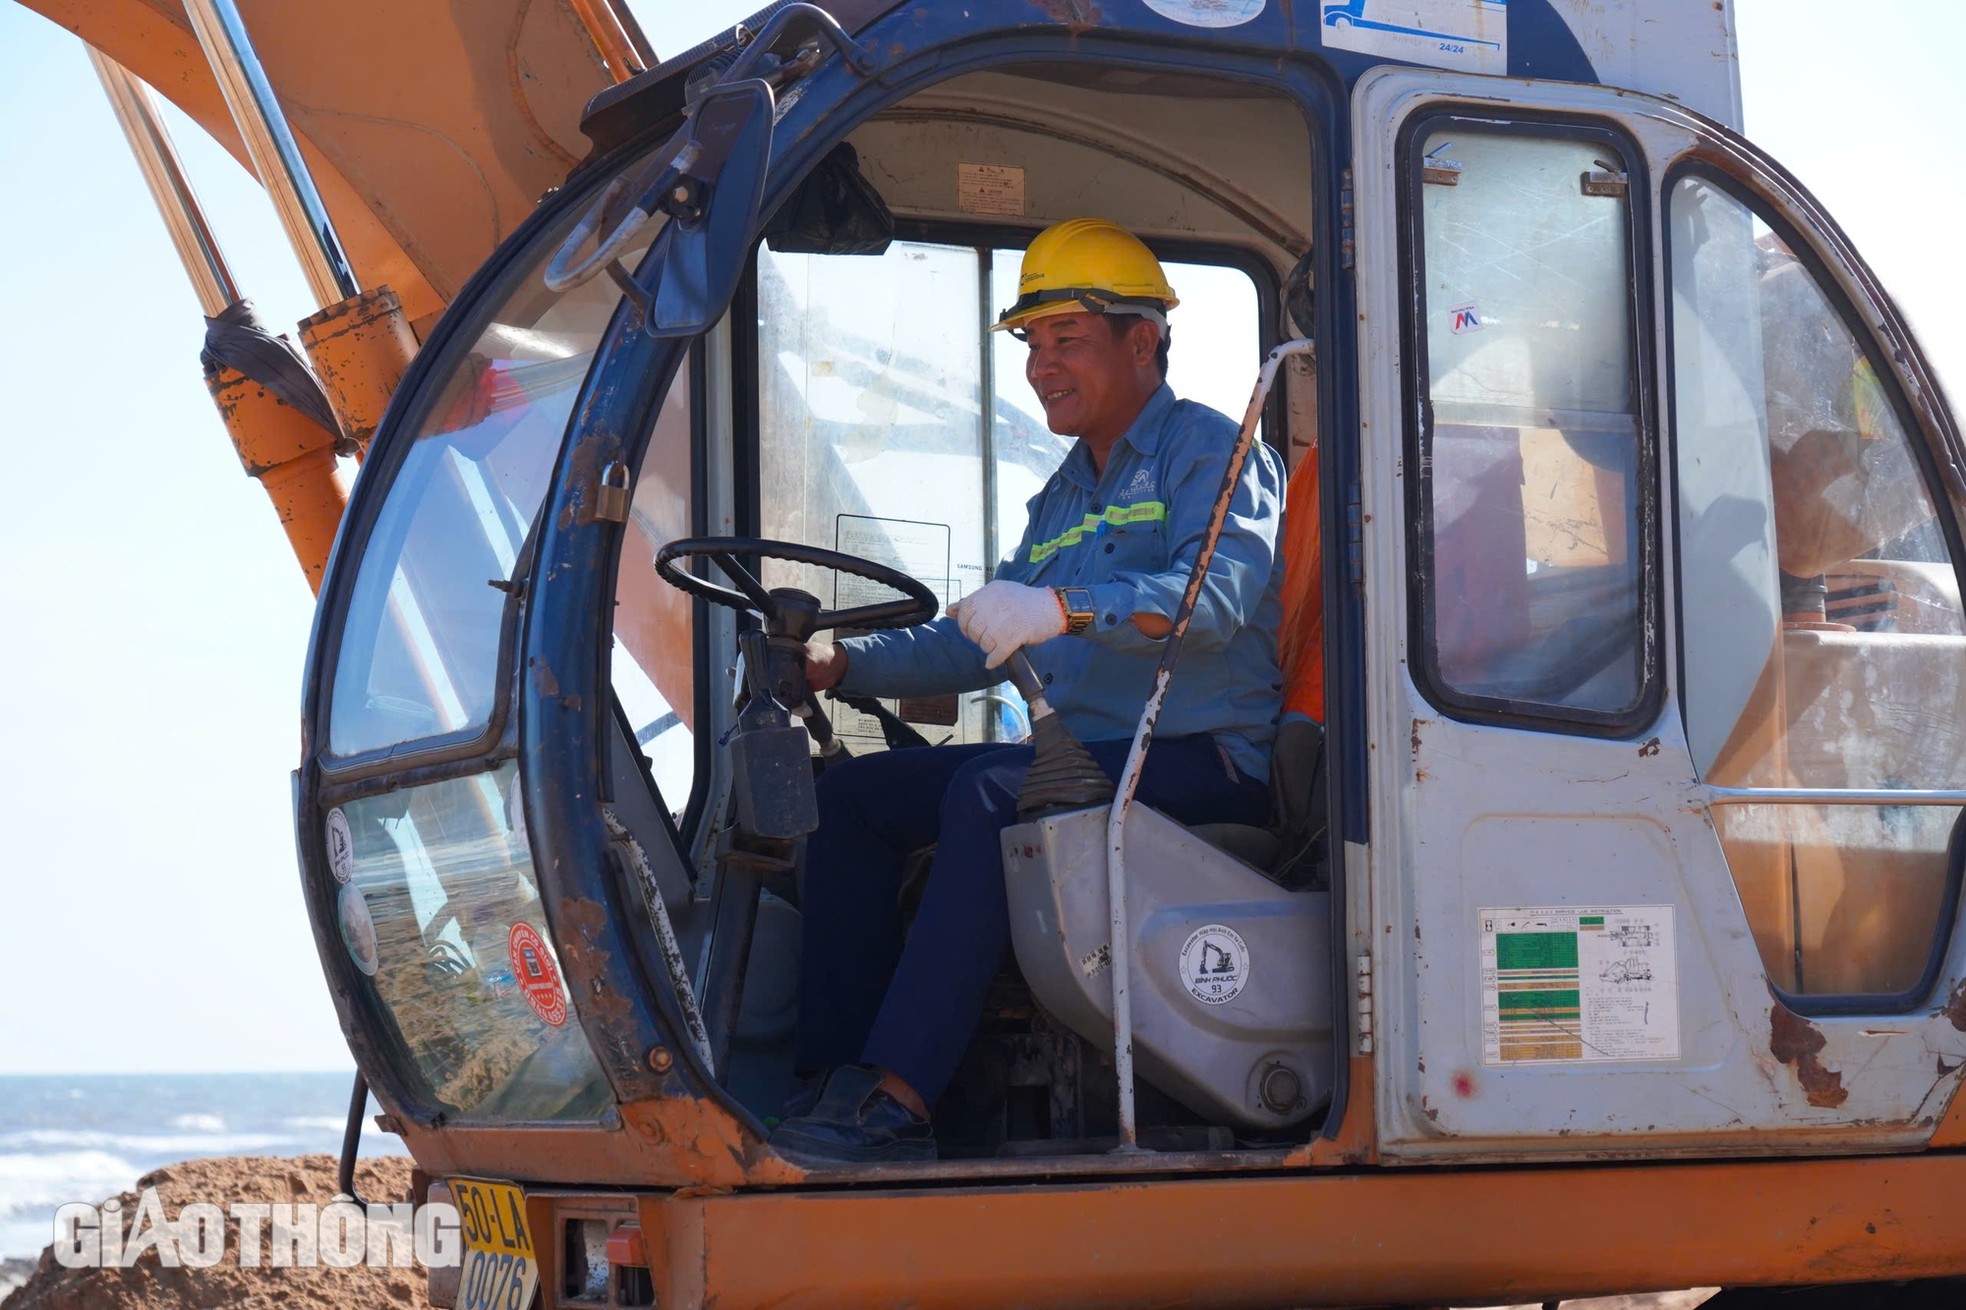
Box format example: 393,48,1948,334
1353,68,1966,1158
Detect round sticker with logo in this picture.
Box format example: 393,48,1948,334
325,808,355,884
508,922,568,1027
1179,924,1250,1005
1141,0,1265,28
338,884,379,976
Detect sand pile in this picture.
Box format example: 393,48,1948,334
4,1154,430,1310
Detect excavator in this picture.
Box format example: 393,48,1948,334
20,0,1966,1305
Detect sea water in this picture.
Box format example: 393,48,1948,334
0,1072,403,1261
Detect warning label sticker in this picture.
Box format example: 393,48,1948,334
1179,924,1250,1006
958,164,1026,217
1478,906,1678,1065
508,922,569,1028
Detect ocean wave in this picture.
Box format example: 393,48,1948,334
0,1129,293,1155
281,1116,347,1133
0,1150,139,1216
170,1113,226,1133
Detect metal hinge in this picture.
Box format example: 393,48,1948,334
1355,952,1374,1054
1582,162,1629,198
1346,480,1364,592
1340,167,1355,270
1421,143,1462,187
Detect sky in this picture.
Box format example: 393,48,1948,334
0,0,1961,1074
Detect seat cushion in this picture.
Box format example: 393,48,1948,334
1191,823,1279,871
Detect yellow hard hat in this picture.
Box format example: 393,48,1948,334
993,218,1179,334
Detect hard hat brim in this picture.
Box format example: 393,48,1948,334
992,287,1177,334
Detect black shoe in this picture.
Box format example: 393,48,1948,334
769,1065,937,1164
770,1070,827,1127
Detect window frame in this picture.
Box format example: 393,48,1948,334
1397,109,1665,739
311,147,672,785
602,337,714,840
1662,160,1966,1016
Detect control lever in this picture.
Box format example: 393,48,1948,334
1003,650,1050,714
1004,649,1113,819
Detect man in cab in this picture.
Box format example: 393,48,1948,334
773,218,1287,1164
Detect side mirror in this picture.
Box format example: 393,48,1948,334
542,78,775,339
645,79,775,338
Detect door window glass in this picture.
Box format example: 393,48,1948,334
612,364,697,815
1671,172,1966,998
1411,128,1649,722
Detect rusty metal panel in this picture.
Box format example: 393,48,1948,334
627,1153,1966,1307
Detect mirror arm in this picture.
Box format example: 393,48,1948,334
719,3,874,87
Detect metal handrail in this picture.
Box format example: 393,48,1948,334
1704,785,1966,807
1104,338,1314,1150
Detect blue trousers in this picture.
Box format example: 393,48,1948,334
794,734,1269,1106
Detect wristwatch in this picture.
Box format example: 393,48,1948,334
1056,587,1096,636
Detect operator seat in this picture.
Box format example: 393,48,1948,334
1188,435,1328,888
1000,442,1334,1130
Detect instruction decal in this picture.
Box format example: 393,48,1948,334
1479,906,1679,1065
1180,924,1250,1006
1319,0,1509,75
958,164,1026,217
325,807,354,884
338,885,379,977
1141,0,1266,28
509,922,569,1027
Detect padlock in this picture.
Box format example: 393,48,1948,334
595,461,632,523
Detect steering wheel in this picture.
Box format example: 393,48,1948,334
654,536,938,635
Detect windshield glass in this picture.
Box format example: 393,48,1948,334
327,165,665,758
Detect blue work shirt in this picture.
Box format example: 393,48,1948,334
838,383,1286,780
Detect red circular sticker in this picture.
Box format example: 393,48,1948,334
508,922,568,1027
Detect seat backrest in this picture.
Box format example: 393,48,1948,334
1265,716,1327,889
1278,434,1325,723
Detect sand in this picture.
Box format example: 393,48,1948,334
3,1154,428,1310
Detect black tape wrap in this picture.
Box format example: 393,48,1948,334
201,299,342,440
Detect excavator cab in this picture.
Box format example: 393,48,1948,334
293,2,1966,1304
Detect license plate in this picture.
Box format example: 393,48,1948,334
449,1177,540,1310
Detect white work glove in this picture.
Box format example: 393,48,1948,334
949,580,1067,669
